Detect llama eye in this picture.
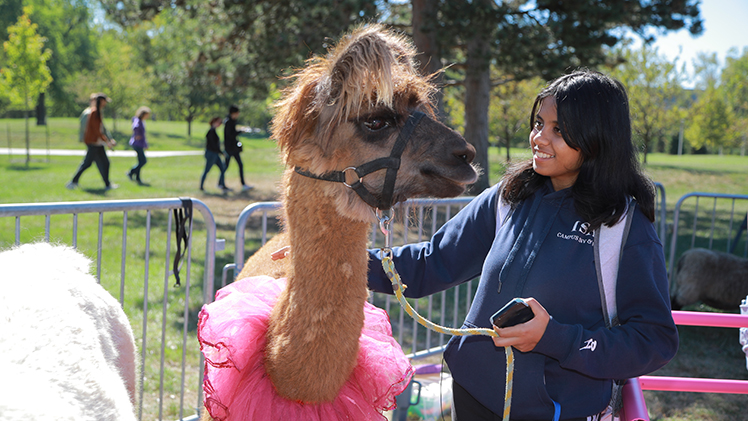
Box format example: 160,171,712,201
363,118,389,131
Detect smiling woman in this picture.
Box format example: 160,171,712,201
529,96,582,191
366,69,677,421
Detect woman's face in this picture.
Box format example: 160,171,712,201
529,96,582,191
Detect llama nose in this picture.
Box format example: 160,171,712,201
456,143,476,164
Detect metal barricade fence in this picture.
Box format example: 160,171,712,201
226,185,669,358
654,182,667,250
226,197,476,357
667,192,748,279
0,184,670,420
0,198,217,421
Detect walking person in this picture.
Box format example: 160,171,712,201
223,105,252,191
200,117,229,192
127,106,151,184
67,93,118,190
367,69,678,420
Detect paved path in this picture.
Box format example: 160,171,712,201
0,148,203,157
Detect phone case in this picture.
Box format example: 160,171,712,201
490,298,535,328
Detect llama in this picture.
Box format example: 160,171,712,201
671,247,748,310
198,24,477,420
0,242,137,421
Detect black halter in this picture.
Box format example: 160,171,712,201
294,111,425,211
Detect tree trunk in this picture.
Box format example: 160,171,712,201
464,35,491,194
36,92,46,126
411,0,445,120
504,126,511,163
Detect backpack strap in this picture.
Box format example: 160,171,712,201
496,183,512,232
593,198,635,417
594,199,635,328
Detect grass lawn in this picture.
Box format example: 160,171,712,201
2,118,748,420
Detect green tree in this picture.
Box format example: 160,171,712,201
3,0,98,116
410,0,703,192
686,86,735,153
610,46,683,163
139,8,229,136
66,31,152,137
100,0,378,100
489,78,544,162
720,48,748,155
1,6,53,165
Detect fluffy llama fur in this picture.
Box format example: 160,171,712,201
230,24,477,405
671,247,748,310
0,242,137,421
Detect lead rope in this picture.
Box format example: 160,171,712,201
377,210,514,421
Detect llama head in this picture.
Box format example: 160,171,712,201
272,23,477,221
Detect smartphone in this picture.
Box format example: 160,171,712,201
490,298,535,328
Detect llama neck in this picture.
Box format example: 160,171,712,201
264,174,374,402
284,174,372,310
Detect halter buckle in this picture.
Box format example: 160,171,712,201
341,167,361,188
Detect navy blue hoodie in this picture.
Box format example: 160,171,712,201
367,182,678,420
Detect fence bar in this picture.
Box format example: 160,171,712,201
181,215,195,421
138,211,151,421
97,212,104,282
72,213,78,248
671,310,748,329
654,182,667,247
639,376,748,394
233,202,280,278
120,212,128,305
158,211,174,421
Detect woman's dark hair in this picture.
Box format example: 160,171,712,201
209,116,222,126
502,69,655,229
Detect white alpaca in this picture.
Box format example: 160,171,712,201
0,243,137,421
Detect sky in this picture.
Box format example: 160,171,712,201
632,0,748,86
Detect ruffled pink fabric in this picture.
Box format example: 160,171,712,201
198,276,414,421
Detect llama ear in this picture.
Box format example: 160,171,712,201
272,74,321,161
326,30,399,117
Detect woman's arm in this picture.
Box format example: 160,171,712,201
368,186,500,298
532,225,678,380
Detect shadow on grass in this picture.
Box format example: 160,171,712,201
82,187,112,196
7,163,46,171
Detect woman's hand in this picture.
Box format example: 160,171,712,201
271,246,291,261
492,298,550,352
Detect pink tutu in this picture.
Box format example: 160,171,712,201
198,276,414,421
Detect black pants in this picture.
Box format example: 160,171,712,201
451,380,587,421
72,144,110,186
224,150,245,186
129,146,147,181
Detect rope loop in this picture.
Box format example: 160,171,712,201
381,252,514,421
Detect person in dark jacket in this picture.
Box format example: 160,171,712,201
367,69,678,421
200,117,229,192
223,105,252,191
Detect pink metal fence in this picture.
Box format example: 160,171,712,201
638,310,748,394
